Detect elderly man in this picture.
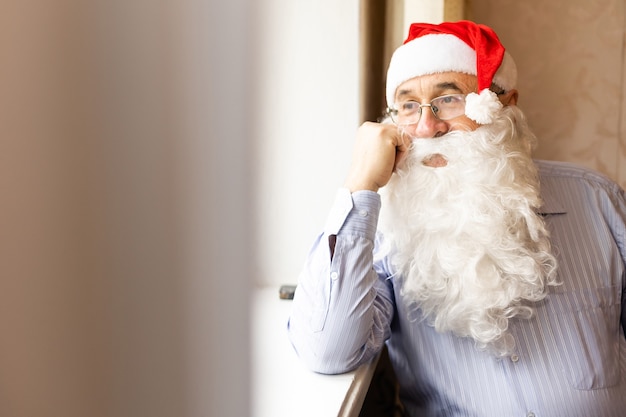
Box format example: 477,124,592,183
287,20,626,416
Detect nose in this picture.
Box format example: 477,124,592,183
409,105,449,139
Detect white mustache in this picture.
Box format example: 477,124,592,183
401,131,476,168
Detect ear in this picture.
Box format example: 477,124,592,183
500,89,518,106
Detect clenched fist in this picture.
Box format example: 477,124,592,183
343,122,411,193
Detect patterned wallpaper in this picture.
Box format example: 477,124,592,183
469,0,626,187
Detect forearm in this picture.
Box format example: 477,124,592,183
288,190,392,374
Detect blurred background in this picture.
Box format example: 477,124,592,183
1,1,253,416
1,0,623,416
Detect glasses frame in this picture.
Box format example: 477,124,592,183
385,93,467,126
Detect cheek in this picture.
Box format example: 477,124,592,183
447,117,480,132
398,124,417,137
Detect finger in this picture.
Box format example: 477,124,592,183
391,129,411,170
397,130,411,152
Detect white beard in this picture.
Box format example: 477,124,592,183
377,106,559,356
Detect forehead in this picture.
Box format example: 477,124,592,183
395,71,478,99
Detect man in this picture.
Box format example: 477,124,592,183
287,20,626,416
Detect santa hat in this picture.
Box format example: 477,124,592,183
386,21,517,124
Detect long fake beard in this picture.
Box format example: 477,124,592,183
377,106,559,356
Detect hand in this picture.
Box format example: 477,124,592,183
343,122,410,193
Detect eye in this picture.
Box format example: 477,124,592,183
399,101,420,113
439,95,462,104
432,95,465,111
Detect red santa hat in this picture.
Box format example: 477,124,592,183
386,20,517,109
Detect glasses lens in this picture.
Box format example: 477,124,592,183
431,95,465,120
392,101,421,125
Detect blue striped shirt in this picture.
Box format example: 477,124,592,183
288,160,626,417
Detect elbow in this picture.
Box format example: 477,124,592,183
287,320,362,375
291,342,360,375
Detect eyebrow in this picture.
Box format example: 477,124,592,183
435,82,463,92
396,81,464,99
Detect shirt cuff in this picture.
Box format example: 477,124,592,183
323,188,381,239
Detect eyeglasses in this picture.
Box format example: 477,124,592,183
386,94,467,125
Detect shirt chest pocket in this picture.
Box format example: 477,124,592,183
549,285,622,390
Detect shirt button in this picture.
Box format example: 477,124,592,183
510,354,519,363
330,271,339,280
527,412,536,417
359,209,368,217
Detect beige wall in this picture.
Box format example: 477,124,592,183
469,0,626,186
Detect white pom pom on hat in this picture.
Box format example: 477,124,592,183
386,20,517,109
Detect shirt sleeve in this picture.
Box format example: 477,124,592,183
602,182,626,338
287,188,395,374
613,188,626,338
